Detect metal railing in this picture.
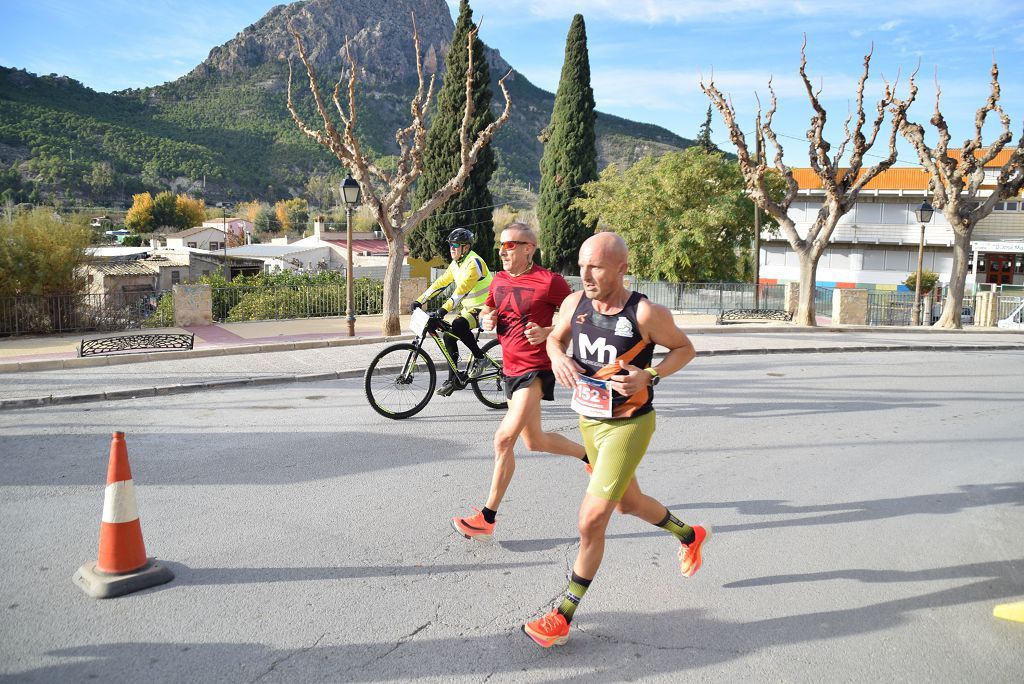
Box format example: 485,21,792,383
0,292,173,336
563,278,787,314
210,283,384,322
997,296,1023,320
867,291,923,326
815,287,834,318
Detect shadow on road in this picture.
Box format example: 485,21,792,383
20,561,1023,681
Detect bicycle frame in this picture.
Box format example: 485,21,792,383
403,315,492,381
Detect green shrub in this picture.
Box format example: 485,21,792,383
903,270,939,293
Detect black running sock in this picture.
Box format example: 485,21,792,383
481,506,497,524
581,454,590,464
657,510,696,545
557,572,592,623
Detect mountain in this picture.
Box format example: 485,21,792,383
0,0,691,208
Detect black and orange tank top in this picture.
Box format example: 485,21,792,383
570,290,655,419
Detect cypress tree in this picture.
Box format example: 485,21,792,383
537,14,597,274
696,105,718,152
408,0,497,269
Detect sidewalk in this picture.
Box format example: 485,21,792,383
1,315,1023,410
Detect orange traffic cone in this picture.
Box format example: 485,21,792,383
73,432,174,598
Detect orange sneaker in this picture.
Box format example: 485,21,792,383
678,524,710,577
451,508,495,540
584,460,593,475
523,609,570,648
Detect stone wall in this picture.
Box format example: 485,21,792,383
172,284,212,327
832,289,868,325
785,282,800,315
400,278,428,313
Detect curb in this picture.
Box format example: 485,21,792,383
3,343,1024,411
0,333,413,374
3,325,1020,374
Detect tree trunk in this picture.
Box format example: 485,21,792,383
381,232,405,337
934,226,971,329
795,251,818,326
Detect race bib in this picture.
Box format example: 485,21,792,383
409,308,430,336
571,375,612,418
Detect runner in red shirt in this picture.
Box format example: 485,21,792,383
451,223,590,539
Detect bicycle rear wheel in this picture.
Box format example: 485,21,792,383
364,342,436,419
471,338,507,410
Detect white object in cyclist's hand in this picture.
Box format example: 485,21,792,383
410,308,431,336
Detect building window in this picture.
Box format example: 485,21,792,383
1007,202,1019,212
171,271,181,284
863,249,885,270
187,242,197,248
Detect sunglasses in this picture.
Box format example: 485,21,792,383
449,243,469,248
499,240,531,251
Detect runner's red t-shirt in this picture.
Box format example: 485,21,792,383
486,265,572,376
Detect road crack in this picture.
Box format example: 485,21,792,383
250,631,327,683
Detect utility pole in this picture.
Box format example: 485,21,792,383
753,120,762,310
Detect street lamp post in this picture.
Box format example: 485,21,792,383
340,173,362,336
912,200,934,326
217,202,229,280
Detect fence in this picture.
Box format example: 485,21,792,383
210,281,384,323
0,292,173,336
563,278,787,314
997,296,1024,320
866,291,924,326
815,287,834,318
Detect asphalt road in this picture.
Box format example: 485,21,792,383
1,350,1022,682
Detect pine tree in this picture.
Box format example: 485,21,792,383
696,105,718,153
537,14,597,274
408,0,497,269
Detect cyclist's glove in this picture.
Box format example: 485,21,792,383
410,301,422,313
429,309,447,320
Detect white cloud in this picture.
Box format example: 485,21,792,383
879,20,904,31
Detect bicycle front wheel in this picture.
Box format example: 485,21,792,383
471,338,507,410
364,342,436,419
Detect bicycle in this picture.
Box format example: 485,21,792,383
364,308,506,419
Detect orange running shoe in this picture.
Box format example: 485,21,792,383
451,508,495,540
678,524,711,577
584,460,593,475
523,609,570,648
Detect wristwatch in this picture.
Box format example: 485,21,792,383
644,367,660,386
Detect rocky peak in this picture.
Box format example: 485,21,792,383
190,0,511,86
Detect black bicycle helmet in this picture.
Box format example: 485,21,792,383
447,228,475,245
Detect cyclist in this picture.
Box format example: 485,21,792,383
411,228,493,397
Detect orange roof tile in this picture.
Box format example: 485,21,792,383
792,147,1015,191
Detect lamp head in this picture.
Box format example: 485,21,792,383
915,200,934,224
341,173,361,206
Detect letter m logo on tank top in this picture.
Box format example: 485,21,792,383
578,332,617,365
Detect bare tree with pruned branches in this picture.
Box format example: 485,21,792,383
891,62,1024,328
701,40,912,325
286,14,512,336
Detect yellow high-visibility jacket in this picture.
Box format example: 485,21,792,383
416,250,492,314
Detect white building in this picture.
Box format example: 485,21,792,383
761,149,1024,292
224,243,335,273
202,217,254,239
165,225,228,252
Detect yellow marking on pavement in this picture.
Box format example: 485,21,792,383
993,601,1024,623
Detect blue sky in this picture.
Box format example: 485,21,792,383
2,0,1022,167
